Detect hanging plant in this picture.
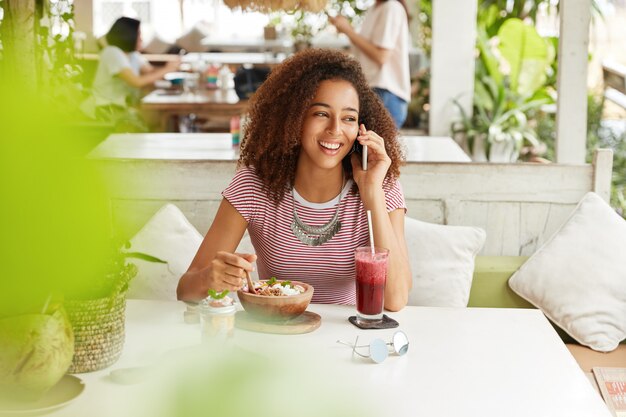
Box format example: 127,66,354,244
36,0,84,105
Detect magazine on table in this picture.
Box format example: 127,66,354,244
592,367,626,417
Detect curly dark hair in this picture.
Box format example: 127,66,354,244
239,48,404,204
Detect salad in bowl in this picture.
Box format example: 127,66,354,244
237,277,313,321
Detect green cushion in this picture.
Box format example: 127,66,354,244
468,256,533,309
468,256,624,345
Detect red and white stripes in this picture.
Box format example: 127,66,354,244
222,167,406,305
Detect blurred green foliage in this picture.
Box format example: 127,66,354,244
0,2,112,317
537,93,626,218
0,79,112,316
156,345,369,417
416,0,432,56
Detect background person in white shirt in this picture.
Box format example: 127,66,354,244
329,0,411,128
91,17,179,113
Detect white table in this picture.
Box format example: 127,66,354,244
51,300,610,417
89,133,470,163
399,136,471,162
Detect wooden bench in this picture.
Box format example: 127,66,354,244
603,60,626,110
91,148,613,257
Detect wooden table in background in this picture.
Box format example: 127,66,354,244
141,88,248,132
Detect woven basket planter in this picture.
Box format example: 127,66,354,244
65,291,127,373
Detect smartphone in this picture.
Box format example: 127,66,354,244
354,140,367,170
362,144,368,170
356,124,368,170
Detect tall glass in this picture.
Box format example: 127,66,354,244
355,247,389,324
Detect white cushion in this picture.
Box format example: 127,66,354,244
127,204,203,300
406,217,486,307
508,192,626,352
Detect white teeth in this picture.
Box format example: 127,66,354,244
320,141,340,150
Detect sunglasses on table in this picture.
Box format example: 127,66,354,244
336,331,409,364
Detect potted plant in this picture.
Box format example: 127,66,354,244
264,13,282,40
289,10,316,51
452,18,554,162
64,240,165,373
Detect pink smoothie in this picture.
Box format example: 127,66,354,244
355,250,388,316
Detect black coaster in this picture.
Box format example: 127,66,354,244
348,315,399,329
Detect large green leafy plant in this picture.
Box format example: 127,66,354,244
452,18,555,162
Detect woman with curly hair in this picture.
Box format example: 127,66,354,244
177,49,411,311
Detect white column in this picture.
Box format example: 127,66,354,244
429,0,477,136
73,0,97,52
555,0,591,164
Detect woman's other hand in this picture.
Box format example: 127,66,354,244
351,123,391,191
203,252,257,293
119,55,182,88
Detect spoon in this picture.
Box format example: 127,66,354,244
245,270,256,294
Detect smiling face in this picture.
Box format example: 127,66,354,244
298,79,360,173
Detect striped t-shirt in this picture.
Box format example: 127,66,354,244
222,167,406,304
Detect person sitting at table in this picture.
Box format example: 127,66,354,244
176,49,411,311
87,17,180,118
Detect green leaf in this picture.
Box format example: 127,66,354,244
482,5,499,32
493,98,548,126
280,280,292,287
497,18,551,95
474,78,495,113
477,27,503,86
208,289,229,300
123,252,167,264
266,277,277,286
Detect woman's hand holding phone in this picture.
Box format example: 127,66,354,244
351,124,391,191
